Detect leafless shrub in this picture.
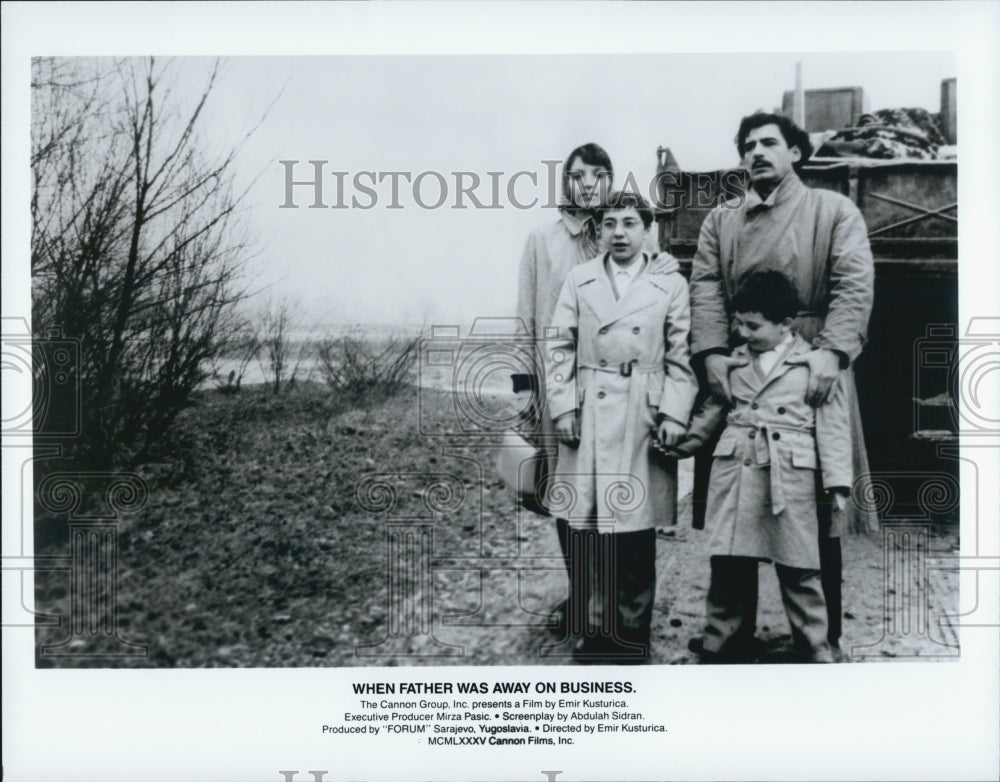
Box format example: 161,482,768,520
316,332,418,403
254,296,318,393
257,296,294,394
31,57,272,467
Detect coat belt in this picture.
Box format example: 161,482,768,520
724,419,815,516
579,361,662,474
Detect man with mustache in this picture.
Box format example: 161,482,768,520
688,112,876,662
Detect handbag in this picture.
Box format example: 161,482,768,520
495,431,550,516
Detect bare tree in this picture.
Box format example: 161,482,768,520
31,57,265,467
257,296,298,394
211,314,261,394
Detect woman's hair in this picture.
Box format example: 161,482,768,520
562,142,614,205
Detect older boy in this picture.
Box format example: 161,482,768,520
677,271,852,663
515,143,658,637
545,191,697,663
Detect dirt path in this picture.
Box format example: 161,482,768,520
371,459,960,667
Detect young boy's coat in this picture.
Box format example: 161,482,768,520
687,333,852,568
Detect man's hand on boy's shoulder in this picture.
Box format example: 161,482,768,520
649,251,680,275
787,347,843,407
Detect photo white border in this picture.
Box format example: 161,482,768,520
3,3,998,781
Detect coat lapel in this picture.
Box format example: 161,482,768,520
577,255,619,322
729,344,764,396
593,253,675,329
610,253,654,312
754,334,812,395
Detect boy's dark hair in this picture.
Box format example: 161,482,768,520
732,270,801,323
562,142,614,203
598,190,654,229
735,112,813,171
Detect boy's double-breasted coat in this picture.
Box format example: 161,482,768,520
687,334,853,569
516,211,661,482
545,253,697,533
689,173,876,534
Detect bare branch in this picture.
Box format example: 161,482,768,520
31,57,276,467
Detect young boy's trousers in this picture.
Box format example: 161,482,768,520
702,555,834,663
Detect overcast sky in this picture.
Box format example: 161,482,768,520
178,51,957,327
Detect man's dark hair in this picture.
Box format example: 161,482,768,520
732,270,801,323
598,190,654,229
735,112,813,170
562,142,614,204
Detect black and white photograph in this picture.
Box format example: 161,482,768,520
3,3,999,782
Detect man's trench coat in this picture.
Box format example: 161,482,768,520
544,253,697,533
685,335,853,569
689,173,877,533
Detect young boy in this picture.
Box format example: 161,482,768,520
544,191,697,663
674,270,852,663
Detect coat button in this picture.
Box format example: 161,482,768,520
599,326,609,334
597,391,606,399
748,430,756,439
751,402,759,410
777,406,786,414
599,359,608,367
772,432,781,441
743,459,752,467
632,326,640,334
